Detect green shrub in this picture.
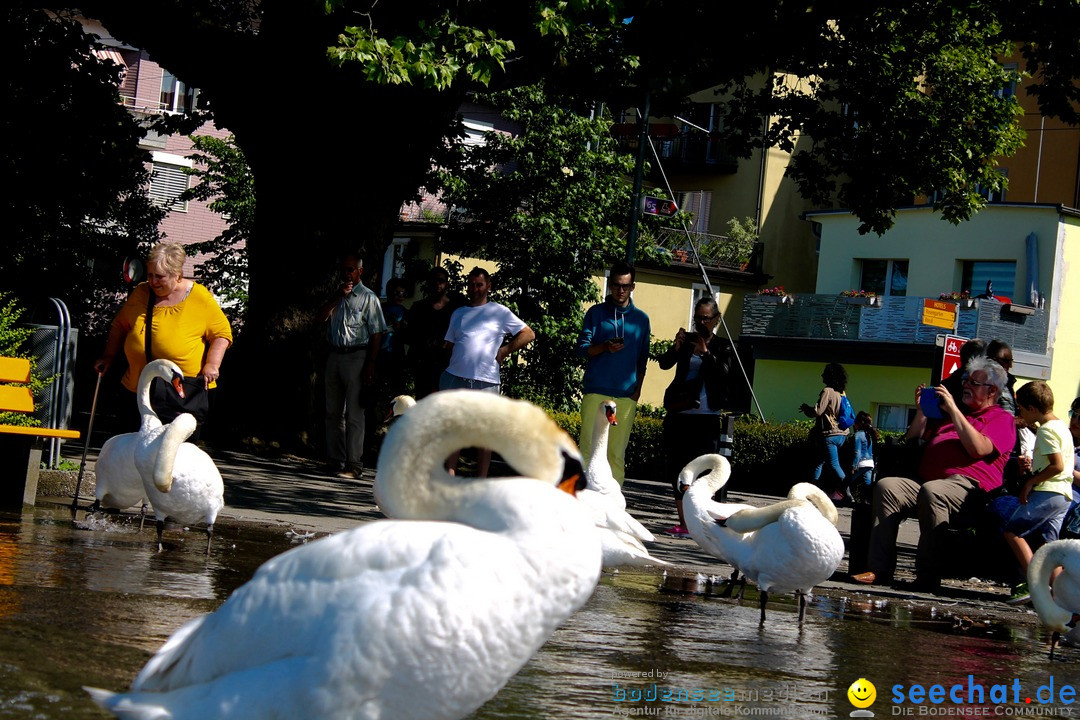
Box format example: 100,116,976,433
0,291,50,427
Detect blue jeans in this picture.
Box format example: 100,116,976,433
813,434,847,488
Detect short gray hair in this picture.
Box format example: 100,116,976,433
965,356,1006,393
147,243,186,278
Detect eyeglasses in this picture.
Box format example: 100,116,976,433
610,282,633,291
962,377,994,389
694,315,718,323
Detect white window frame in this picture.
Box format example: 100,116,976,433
148,151,192,211
859,258,909,297
381,238,410,298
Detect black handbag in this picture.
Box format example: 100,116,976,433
145,288,209,427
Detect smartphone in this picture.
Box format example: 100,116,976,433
610,336,624,344
920,387,944,419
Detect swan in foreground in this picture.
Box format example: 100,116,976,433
86,391,600,720
135,412,225,553
679,454,843,625
580,400,667,568
1028,539,1080,656
90,360,185,519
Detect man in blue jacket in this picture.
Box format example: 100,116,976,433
576,261,651,485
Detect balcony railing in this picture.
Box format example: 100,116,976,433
612,126,739,174
741,294,1049,357
652,228,750,270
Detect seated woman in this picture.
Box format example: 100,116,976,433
853,356,1016,593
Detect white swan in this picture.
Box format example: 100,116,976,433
90,359,185,517
1027,539,1080,654
679,454,843,625
580,400,667,568
135,412,225,554
383,393,417,422
86,391,601,720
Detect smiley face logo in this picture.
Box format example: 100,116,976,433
847,678,876,708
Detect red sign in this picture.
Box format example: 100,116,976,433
941,334,967,381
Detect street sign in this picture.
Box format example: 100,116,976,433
642,196,678,217
921,298,957,330
940,334,967,381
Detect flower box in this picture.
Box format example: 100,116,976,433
1002,303,1036,316
757,295,789,305
843,296,879,306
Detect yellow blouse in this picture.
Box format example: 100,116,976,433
114,283,233,392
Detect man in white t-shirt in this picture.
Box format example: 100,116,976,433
441,266,535,476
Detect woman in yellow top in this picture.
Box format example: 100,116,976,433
94,243,233,434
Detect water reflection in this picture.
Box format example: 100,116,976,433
0,507,1074,720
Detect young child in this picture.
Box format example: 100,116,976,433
848,411,879,504
1003,381,1076,604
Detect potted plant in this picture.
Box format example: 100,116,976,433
839,290,879,306
939,290,975,308
756,286,790,304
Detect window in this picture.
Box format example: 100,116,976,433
676,190,712,233
859,259,908,297
876,405,915,432
961,261,1016,299
160,69,200,114
148,152,192,211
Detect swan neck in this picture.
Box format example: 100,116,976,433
152,420,193,491
1029,542,1075,631
724,499,804,534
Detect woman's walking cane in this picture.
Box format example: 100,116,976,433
71,372,103,520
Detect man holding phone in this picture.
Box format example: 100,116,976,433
576,261,651,485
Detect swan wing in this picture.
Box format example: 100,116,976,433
117,519,594,720
94,433,145,509
750,505,844,594
144,443,225,525
579,489,653,542
599,529,670,568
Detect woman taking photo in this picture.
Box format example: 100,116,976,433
94,243,233,437
800,362,850,502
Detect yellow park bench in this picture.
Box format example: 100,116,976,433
1,356,81,508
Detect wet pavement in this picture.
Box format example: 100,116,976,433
1,445,1073,719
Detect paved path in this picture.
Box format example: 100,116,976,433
52,444,1015,610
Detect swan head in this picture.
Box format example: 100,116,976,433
787,483,840,525
375,391,586,520
602,400,617,426
140,358,185,395
384,395,417,423
677,454,731,495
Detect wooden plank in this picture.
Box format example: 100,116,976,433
0,357,31,383
0,386,35,413
0,424,81,439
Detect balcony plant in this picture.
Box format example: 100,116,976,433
756,286,789,304
839,289,879,306
939,290,975,308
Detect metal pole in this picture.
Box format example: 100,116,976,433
626,91,650,265
71,372,102,519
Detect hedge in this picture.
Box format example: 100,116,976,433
549,410,904,498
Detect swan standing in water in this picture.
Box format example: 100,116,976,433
86,391,601,720
679,454,843,625
580,400,667,568
135,412,225,553
89,359,185,519
1027,538,1080,656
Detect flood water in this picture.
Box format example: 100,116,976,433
1,505,1075,719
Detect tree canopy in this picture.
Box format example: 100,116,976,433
2,7,162,332
17,0,1080,442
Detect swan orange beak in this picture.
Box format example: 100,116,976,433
172,374,185,398
557,451,586,496
558,473,583,497
605,404,617,426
